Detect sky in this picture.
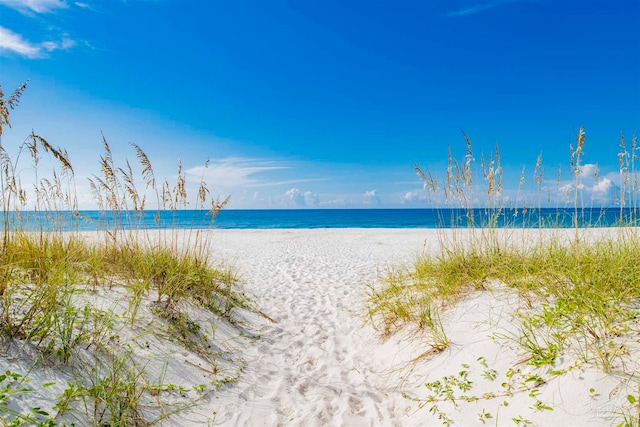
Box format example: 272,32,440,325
0,0,639,209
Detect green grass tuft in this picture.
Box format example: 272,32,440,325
0,82,249,425
369,128,640,425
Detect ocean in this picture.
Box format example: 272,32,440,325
2,208,638,231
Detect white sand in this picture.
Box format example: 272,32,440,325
1,228,638,426
196,228,638,426
198,229,430,426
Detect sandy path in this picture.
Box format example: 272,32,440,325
199,229,429,426
176,228,636,427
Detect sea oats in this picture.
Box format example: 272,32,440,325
131,142,155,190
0,81,28,138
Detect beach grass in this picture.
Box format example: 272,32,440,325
368,128,640,425
0,82,248,425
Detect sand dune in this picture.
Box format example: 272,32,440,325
195,229,637,426
2,228,637,426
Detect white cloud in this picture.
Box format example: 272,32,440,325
592,178,615,197
42,37,76,51
363,189,381,205
0,25,76,57
402,190,428,204
0,0,68,13
304,191,319,207
558,175,618,205
285,188,319,207
579,163,598,179
285,188,302,206
185,157,325,192
0,0,86,58
185,158,291,189
0,26,41,57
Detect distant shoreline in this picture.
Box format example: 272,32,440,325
2,207,638,230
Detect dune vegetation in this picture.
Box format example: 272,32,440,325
368,129,640,426
0,83,252,426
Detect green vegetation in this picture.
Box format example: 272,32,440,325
0,82,249,425
368,128,640,426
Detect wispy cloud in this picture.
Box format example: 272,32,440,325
185,157,288,188
0,26,40,57
0,0,88,58
42,36,76,51
443,0,525,18
0,0,68,14
185,157,320,191
0,25,76,57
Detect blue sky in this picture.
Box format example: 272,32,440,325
0,0,638,209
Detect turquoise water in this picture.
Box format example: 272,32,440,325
1,208,637,230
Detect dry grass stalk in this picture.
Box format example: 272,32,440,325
0,83,245,424
0,81,28,138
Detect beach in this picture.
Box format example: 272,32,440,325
1,228,637,426
200,228,428,426
195,228,636,426
3,0,638,423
